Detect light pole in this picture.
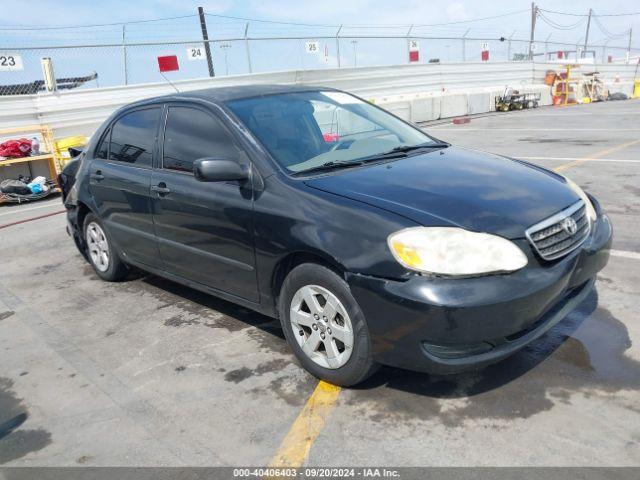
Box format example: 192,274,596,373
220,43,231,75
351,40,358,67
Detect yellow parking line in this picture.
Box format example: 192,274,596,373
554,139,640,172
268,380,341,468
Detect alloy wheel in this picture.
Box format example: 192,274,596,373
289,284,354,369
86,221,110,272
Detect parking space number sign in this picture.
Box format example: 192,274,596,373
305,41,319,54
187,47,206,61
0,53,24,71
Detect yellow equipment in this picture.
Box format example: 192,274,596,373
54,135,88,168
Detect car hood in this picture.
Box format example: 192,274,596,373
303,146,579,239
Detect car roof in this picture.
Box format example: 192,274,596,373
131,84,336,108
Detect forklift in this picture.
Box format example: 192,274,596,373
495,86,541,112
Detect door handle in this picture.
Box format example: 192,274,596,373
90,171,104,181
151,183,171,195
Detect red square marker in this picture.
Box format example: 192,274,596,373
409,50,419,62
481,50,489,61
158,55,179,72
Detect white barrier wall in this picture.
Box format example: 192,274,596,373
375,83,554,124
0,61,637,139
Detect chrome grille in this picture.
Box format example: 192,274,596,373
525,200,590,261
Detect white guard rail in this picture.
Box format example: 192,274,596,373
0,61,637,139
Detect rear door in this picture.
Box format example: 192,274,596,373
89,106,163,268
150,104,258,301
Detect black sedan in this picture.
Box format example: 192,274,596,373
61,85,612,386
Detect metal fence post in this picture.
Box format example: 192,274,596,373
406,25,413,64
122,24,128,85
198,6,215,77
507,31,515,62
602,37,612,63
351,40,358,67
41,58,57,92
244,22,252,73
462,28,470,62
544,33,551,63
336,25,342,68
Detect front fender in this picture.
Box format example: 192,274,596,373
253,176,417,309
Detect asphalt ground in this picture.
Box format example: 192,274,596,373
0,99,639,467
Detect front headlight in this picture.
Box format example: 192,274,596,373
564,175,597,222
388,227,528,276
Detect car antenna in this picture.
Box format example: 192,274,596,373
160,72,180,94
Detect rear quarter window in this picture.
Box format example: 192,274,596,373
94,128,110,160
107,107,161,167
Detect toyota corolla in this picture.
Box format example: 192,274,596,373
61,85,612,386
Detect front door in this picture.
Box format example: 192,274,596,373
88,106,163,268
150,105,258,302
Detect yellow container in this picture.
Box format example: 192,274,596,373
54,135,88,167
634,80,640,99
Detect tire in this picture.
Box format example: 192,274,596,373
83,213,129,281
278,263,378,386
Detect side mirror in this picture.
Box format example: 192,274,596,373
68,146,85,158
193,157,248,182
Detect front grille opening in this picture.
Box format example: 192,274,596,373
526,200,590,261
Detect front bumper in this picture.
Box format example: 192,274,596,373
347,212,612,374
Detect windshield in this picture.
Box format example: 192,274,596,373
225,90,438,174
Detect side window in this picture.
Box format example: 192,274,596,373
163,106,238,173
108,108,160,167
94,128,110,160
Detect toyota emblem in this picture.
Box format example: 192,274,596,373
562,217,578,235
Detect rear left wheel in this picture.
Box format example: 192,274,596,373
84,213,129,281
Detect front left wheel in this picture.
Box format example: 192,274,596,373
278,263,378,386
84,213,129,281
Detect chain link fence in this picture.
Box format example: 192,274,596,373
1,18,638,96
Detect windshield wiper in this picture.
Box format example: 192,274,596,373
352,142,450,164
292,160,365,176
292,142,450,176
387,141,450,154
